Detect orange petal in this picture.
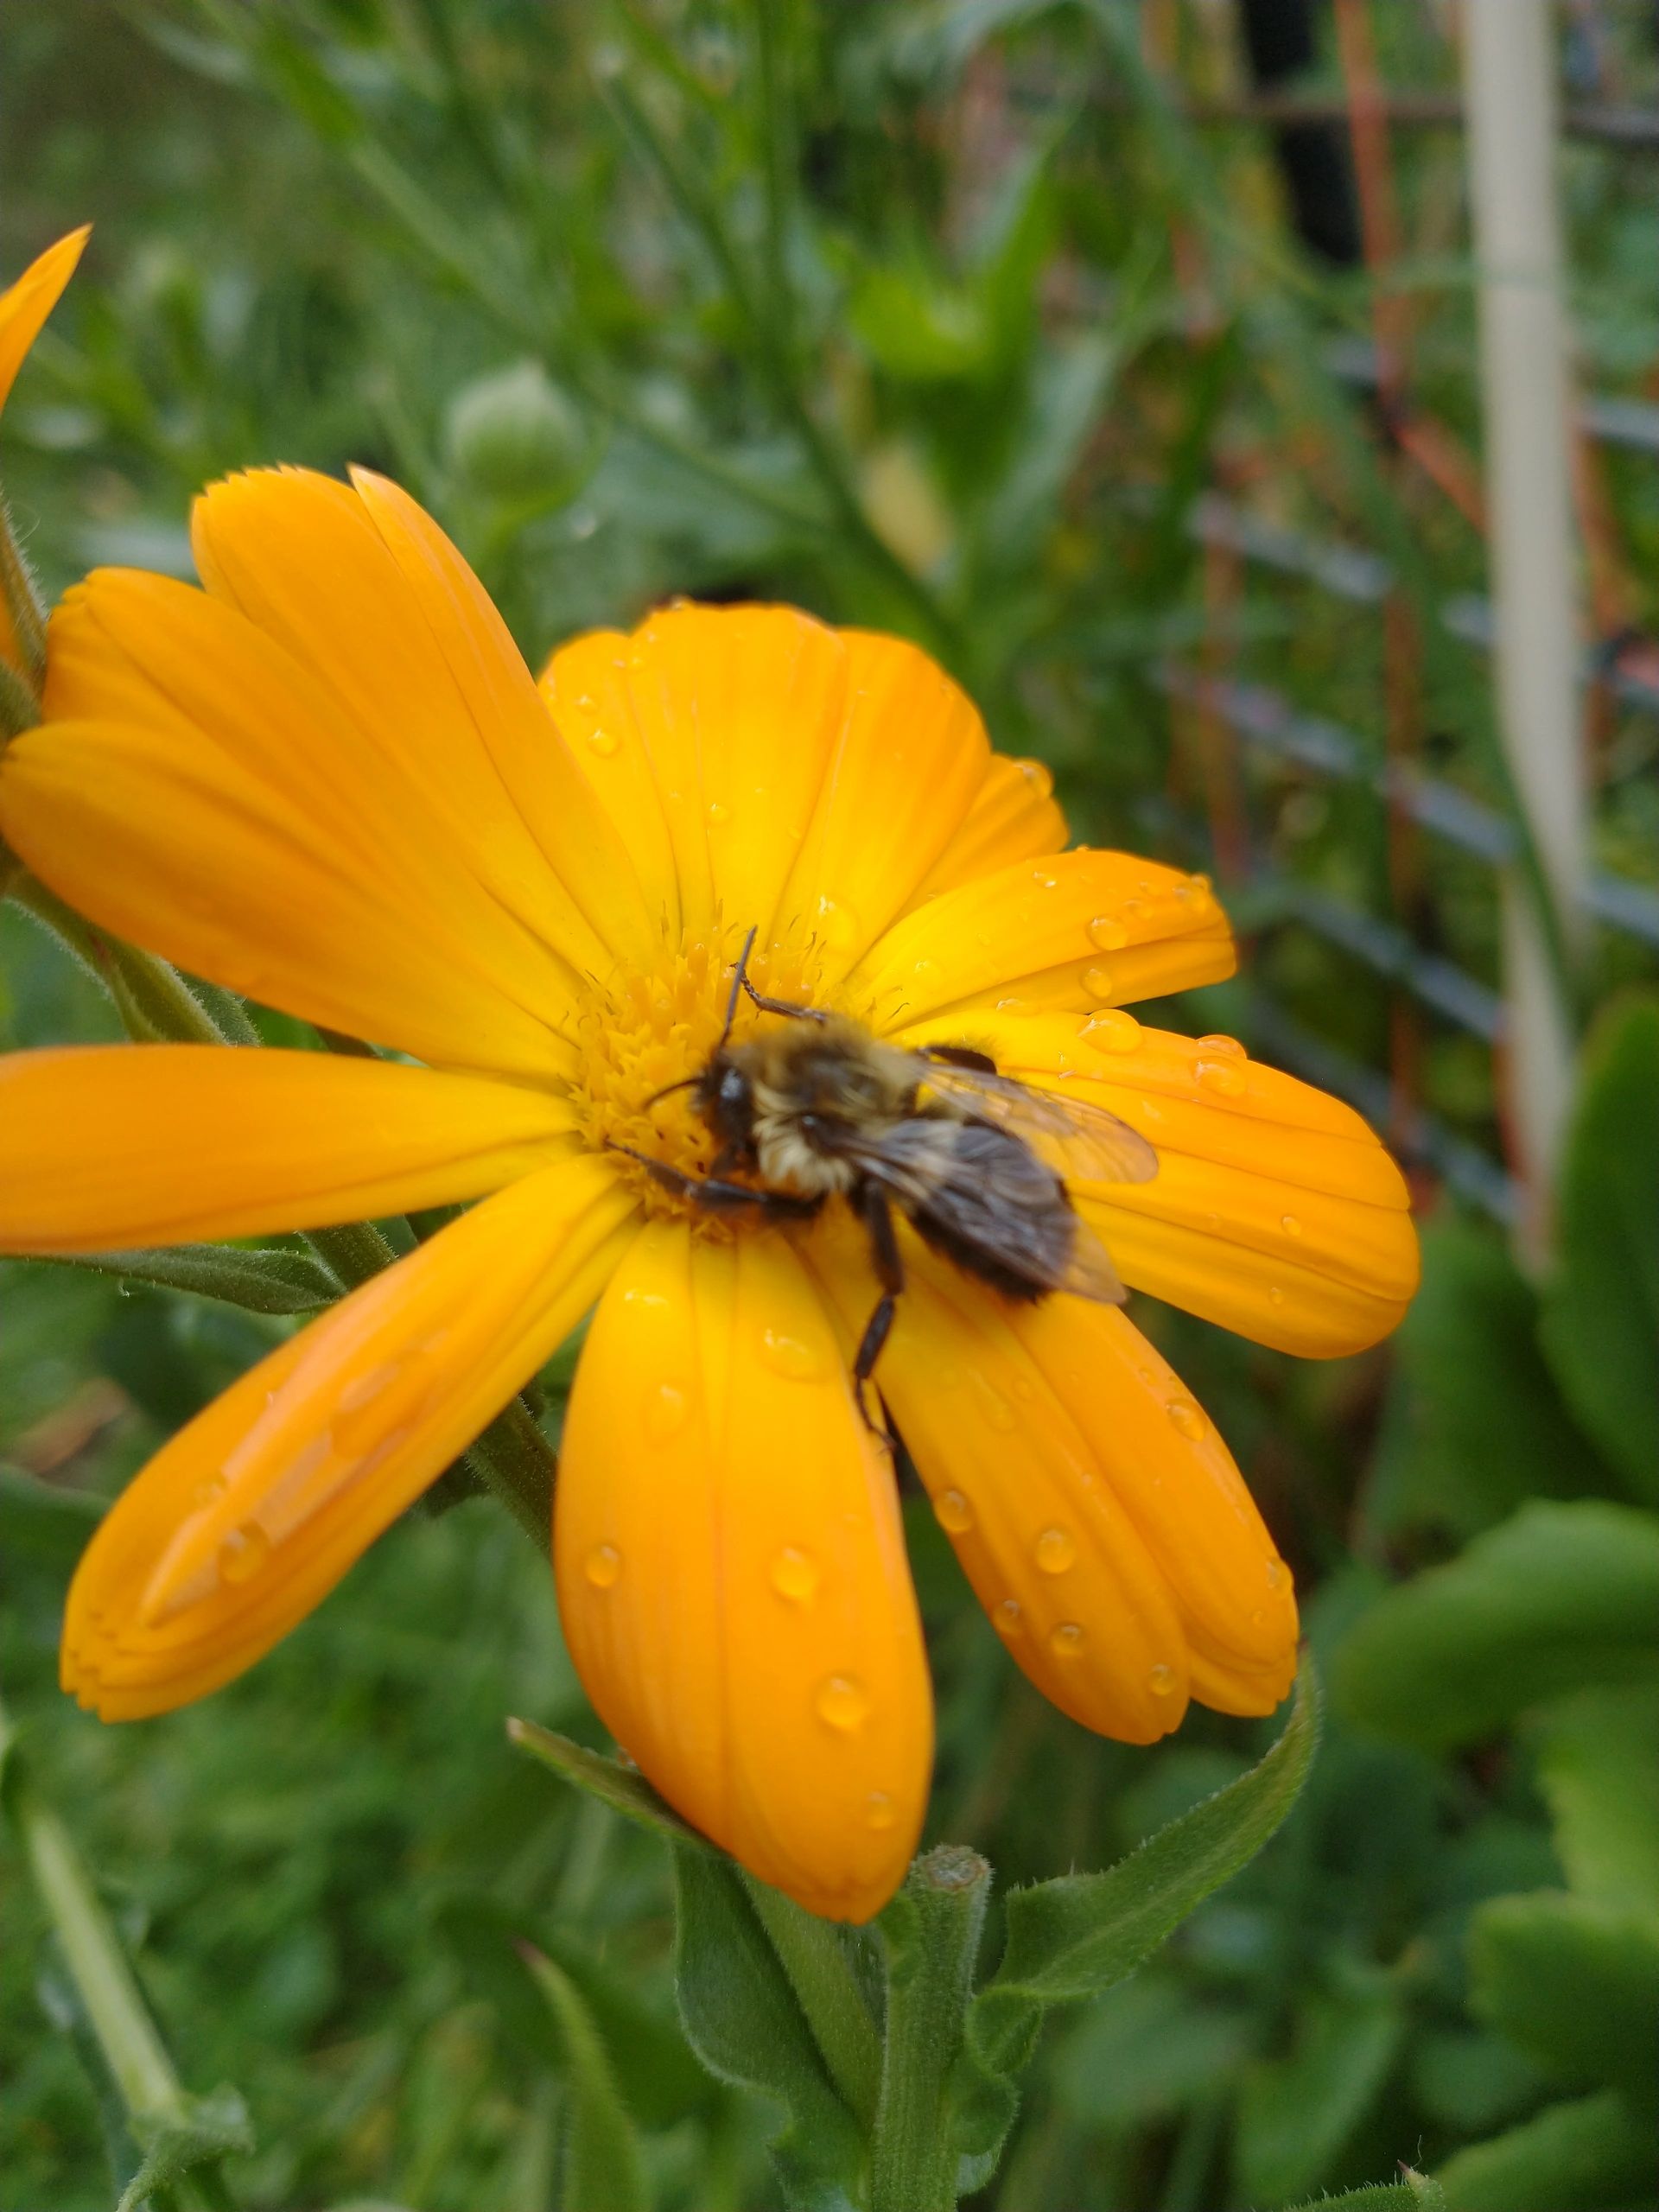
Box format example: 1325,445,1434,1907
3,570,575,1080
0,226,89,417
537,603,851,945
0,1046,575,1251
771,629,991,980
848,850,1235,1032
62,1155,637,1720
556,1220,931,1922
906,753,1067,906
805,1213,1295,1734
900,1009,1419,1357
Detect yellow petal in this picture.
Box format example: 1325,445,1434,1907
906,753,1067,905
556,1220,931,1922
539,603,850,945
901,1009,1419,1357
62,1156,637,1719
346,467,657,969
805,1213,1296,1736
0,1046,575,1251
3,570,574,1080
0,226,88,417
772,629,991,980
849,851,1235,1032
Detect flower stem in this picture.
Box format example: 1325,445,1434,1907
870,1846,990,2212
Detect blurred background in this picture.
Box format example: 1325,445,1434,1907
2,3,1656,2208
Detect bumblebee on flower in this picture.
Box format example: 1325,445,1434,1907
0,427,1418,1918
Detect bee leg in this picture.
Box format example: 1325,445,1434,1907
919,1043,997,1074
606,1143,818,1220
741,978,830,1022
852,1186,904,1448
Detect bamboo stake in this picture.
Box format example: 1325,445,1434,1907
1459,0,1584,1261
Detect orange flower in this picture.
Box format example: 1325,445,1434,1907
0,228,90,683
0,467,1418,1920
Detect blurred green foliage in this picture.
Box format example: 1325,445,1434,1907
3,2,1658,2208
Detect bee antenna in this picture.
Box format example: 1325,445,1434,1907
716,926,759,1053
645,1075,699,1109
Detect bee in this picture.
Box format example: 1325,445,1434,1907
614,929,1157,1428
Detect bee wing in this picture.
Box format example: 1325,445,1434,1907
909,1052,1159,1188
846,1119,1128,1306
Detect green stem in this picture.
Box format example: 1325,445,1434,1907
870,1846,990,2212
0,486,48,690
742,1875,882,2128
9,873,248,1047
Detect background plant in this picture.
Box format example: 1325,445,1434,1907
2,3,1656,2208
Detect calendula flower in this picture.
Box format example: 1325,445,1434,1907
0,467,1417,1920
0,226,90,685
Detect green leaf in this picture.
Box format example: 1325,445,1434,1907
1333,1502,1659,1750
435,1898,712,2129
1233,1978,1408,2207
1367,1222,1611,1541
1541,995,1659,1505
505,1719,715,1852
1435,2090,1657,2212
671,1847,863,2212
117,2088,255,2212
969,1665,1319,2073
741,1876,882,2129
1279,2177,1446,2212
1052,1974,1250,2126
52,1242,341,1313
1527,1686,1659,1910
1468,1891,1659,2107
521,1947,652,2212
0,1462,103,1574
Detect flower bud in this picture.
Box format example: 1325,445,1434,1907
443,360,583,500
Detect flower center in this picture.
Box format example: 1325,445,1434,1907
569,925,830,1223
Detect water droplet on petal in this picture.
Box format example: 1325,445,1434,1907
1017,757,1054,797
1166,1398,1207,1440
585,1543,622,1589
1049,1622,1085,1661
1196,1058,1246,1098
587,727,620,758
1083,964,1116,1002
707,799,730,825
645,1383,690,1442
815,1675,869,1732
1148,1662,1177,1696
935,1488,975,1534
1081,1008,1141,1053
1268,1285,1286,1306
1035,1527,1076,1574
770,1547,820,1605
1197,1033,1245,1058
976,1382,1016,1433
816,896,861,951
1033,870,1058,890
1281,1214,1303,1238
1089,914,1128,950
191,1473,228,1510
1266,1559,1287,1592
865,1790,897,1831
994,1598,1023,1637
219,1523,270,1586
760,1328,820,1381
1176,874,1214,914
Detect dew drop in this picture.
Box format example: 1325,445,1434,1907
1148,1662,1177,1696
976,1382,1017,1433
1033,870,1058,890
1266,1559,1287,1592
994,1598,1023,1637
815,1675,870,1732
645,1382,690,1442
770,1546,820,1605
190,1472,227,1510
707,798,730,825
1196,1058,1246,1098
760,1327,820,1381
1166,1398,1207,1440
587,727,620,758
934,1488,975,1535
1281,1213,1303,1238
1268,1285,1286,1306
1197,1033,1245,1058
585,1543,622,1589
1083,964,1116,1002
1049,1622,1085,1661
1176,874,1214,914
816,896,861,951
1089,914,1128,950
865,1790,897,1832
1017,757,1054,797
1081,1008,1141,1054
1035,1526,1076,1574
218,1523,270,1586
995,996,1030,1014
